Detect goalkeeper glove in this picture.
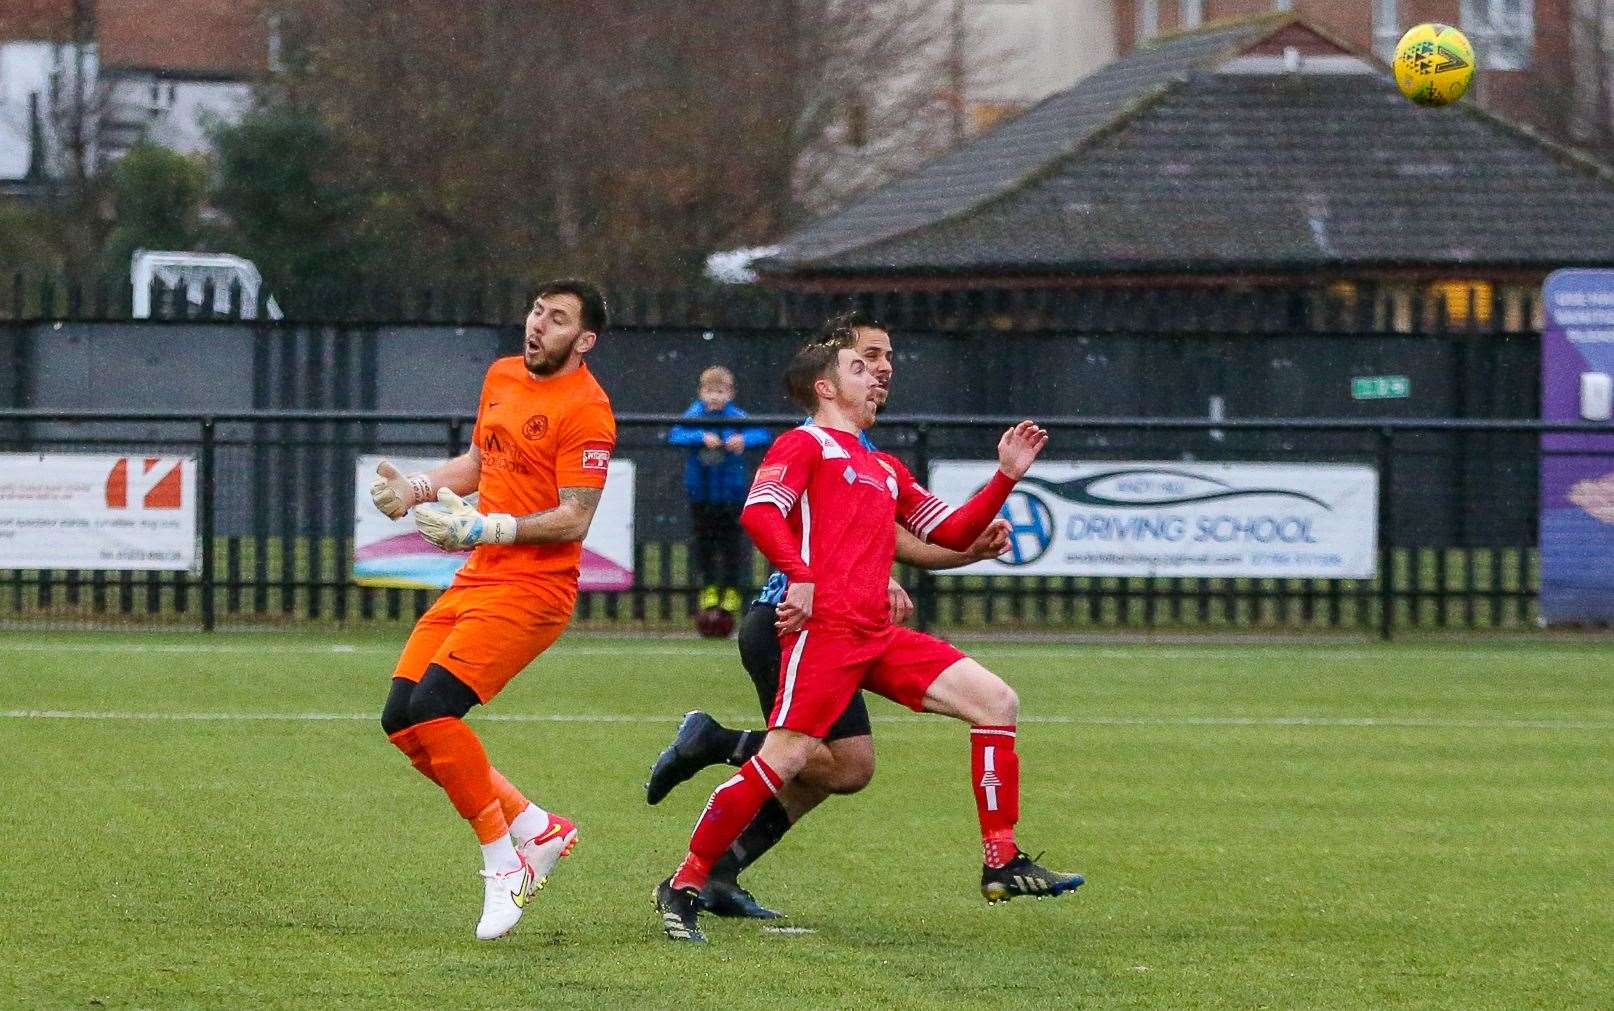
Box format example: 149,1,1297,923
370,460,434,519
414,488,517,550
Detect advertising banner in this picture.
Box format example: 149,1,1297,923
352,455,635,590
928,460,1377,579
1539,269,1614,623
0,454,197,570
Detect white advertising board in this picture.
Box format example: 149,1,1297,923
352,455,635,590
928,460,1378,579
0,454,197,570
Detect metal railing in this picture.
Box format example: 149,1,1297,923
1,271,1541,335
1,409,1594,639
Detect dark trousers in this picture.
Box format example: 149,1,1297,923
690,501,744,589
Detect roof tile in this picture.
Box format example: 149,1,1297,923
772,15,1288,267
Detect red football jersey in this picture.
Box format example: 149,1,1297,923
745,424,956,633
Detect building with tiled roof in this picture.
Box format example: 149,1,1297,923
1115,2,1577,150
97,0,268,77
1,0,269,194
759,14,1614,329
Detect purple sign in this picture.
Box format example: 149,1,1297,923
1540,269,1614,624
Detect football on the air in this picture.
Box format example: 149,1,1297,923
1393,23,1474,107
695,607,735,639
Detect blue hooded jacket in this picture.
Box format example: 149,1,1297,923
667,400,772,504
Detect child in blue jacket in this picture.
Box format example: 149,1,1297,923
667,366,772,613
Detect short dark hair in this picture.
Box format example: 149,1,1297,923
536,278,608,334
815,309,885,346
784,341,845,411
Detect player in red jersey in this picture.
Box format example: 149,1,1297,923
654,336,1083,942
371,279,613,940
644,312,1012,921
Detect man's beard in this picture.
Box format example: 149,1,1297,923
525,335,578,377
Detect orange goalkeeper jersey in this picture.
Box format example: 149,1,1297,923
454,357,616,595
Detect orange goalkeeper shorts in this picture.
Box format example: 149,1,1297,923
390,583,571,703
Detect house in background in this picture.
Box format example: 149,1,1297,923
94,0,269,158
802,0,1117,214
1112,2,1587,150
1,0,269,195
757,13,1614,331
961,0,1118,132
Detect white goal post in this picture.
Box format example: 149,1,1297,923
130,250,283,320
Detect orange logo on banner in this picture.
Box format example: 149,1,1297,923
105,458,183,509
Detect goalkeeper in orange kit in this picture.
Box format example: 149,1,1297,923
369,279,615,940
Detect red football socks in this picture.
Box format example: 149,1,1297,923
671,756,781,891
410,717,508,844
971,725,1021,868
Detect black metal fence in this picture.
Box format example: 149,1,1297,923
0,317,1543,430
0,271,1542,335
0,409,1584,639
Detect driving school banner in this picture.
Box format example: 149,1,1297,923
927,461,1377,579
352,455,635,590
0,453,197,570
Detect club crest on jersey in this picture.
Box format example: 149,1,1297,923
522,414,549,440
581,447,611,472
845,465,896,496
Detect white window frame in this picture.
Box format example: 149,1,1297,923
1138,0,1160,44
1461,0,1533,71
1372,0,1400,63
267,14,285,73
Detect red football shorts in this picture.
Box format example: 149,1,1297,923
769,625,966,737
391,583,570,703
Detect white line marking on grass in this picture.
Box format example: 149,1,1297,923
1,709,1607,731
5,640,1614,664
761,926,816,935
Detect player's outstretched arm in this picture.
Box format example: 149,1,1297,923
370,447,482,519
908,421,1048,551
895,518,1010,570
995,420,1049,480
885,520,1009,623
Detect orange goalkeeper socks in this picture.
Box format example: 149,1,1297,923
392,726,542,844
387,726,442,786
411,717,508,844
488,768,530,824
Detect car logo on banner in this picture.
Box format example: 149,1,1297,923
997,489,1055,565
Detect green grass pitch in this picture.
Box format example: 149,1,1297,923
0,631,1609,1009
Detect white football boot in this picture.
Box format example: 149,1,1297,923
475,855,535,940
514,813,578,899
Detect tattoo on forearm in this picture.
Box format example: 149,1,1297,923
559,487,602,513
